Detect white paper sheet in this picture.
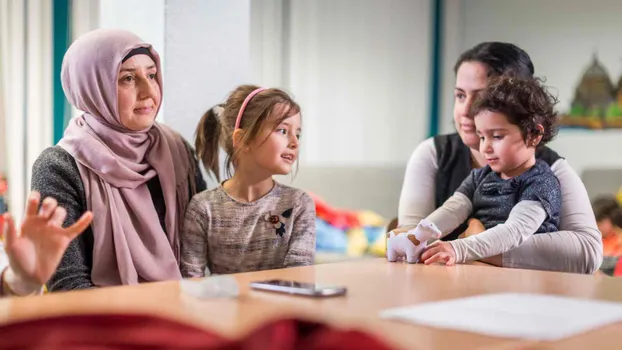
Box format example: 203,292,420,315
380,293,622,341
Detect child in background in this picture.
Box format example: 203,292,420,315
416,75,562,265
592,197,622,257
593,196,622,275
180,85,316,277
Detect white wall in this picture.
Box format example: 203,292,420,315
164,0,251,144
444,0,622,176
98,0,165,59
250,0,285,88
164,0,251,187
253,0,432,167
439,0,463,135
98,0,166,122
71,0,99,39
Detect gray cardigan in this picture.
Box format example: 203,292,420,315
31,145,206,291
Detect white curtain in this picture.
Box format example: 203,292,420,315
0,0,52,222
0,1,8,179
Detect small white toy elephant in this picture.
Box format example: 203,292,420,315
387,219,442,264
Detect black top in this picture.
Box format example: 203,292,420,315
456,159,561,233
31,145,206,291
433,133,561,241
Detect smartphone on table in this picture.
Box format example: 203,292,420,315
249,279,347,298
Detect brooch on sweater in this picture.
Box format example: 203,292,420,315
264,208,293,237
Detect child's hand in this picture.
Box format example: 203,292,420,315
1,192,93,293
421,241,456,266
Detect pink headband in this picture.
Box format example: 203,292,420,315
234,87,267,130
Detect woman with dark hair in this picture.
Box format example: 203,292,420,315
397,42,602,273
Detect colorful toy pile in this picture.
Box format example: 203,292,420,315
310,193,387,258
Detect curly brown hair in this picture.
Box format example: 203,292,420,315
468,75,559,146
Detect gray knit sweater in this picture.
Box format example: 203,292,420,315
31,145,206,291
181,182,316,276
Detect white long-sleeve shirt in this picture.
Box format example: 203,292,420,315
427,193,547,263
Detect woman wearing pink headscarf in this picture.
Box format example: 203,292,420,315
31,29,206,291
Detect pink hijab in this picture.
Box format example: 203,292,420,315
58,29,195,286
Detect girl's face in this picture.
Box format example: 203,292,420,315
241,109,301,176
453,61,489,149
475,110,538,179
117,54,161,131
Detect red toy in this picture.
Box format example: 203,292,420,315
308,192,361,230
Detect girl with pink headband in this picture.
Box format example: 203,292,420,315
180,85,316,276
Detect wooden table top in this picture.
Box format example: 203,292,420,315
1,258,621,349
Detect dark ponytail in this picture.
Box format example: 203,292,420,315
195,104,225,182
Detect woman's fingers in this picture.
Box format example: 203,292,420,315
3,214,16,249
39,197,58,219
24,192,41,217
50,207,67,227
62,212,93,239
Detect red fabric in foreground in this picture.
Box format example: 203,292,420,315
0,313,396,350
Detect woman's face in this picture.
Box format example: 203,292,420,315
117,54,161,131
453,61,489,149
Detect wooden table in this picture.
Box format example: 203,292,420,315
1,258,621,349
